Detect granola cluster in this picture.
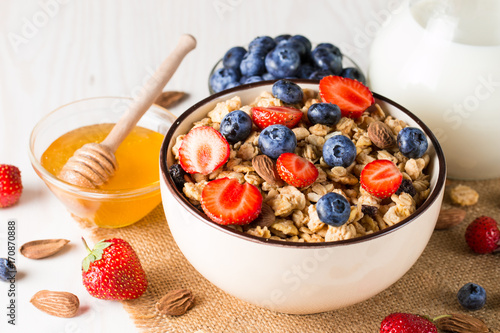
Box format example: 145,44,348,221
172,90,432,243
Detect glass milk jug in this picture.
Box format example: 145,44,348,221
368,0,500,179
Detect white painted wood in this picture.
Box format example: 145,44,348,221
0,1,394,331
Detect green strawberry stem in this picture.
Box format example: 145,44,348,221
82,237,91,253
431,314,452,322
81,238,112,272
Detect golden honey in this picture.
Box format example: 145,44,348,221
41,124,164,228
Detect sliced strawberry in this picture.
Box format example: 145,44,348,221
319,75,374,118
251,106,303,129
360,160,402,199
276,153,318,188
201,177,263,225
179,126,230,175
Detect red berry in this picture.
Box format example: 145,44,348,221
276,153,318,188
360,160,403,199
82,238,147,300
201,177,262,225
465,216,500,254
251,106,303,129
380,313,437,333
179,126,230,175
0,165,23,208
319,75,374,118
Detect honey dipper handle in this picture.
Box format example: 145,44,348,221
102,34,196,152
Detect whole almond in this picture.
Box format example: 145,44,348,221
435,208,467,230
155,91,186,109
367,121,395,149
250,203,276,228
20,239,70,259
30,290,79,318
252,155,284,187
155,289,195,316
435,313,489,333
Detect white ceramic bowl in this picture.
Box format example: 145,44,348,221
159,81,446,314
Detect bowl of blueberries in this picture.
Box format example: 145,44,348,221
209,34,365,94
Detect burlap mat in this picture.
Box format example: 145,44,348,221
87,178,500,332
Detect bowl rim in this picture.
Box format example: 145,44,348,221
160,79,446,248
29,96,174,199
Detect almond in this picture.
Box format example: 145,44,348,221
155,91,186,109
367,121,395,149
20,239,70,259
435,314,489,333
155,289,195,316
252,155,284,187
30,290,79,318
250,203,275,228
435,208,467,230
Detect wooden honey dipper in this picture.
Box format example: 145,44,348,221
58,34,196,189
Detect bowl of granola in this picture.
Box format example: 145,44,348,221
159,78,446,314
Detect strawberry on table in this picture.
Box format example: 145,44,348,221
465,216,500,254
276,153,318,188
380,313,437,333
0,164,23,208
360,160,403,199
251,106,302,129
179,126,230,175
82,238,147,300
319,75,374,118
201,177,262,225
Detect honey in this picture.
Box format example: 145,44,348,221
41,124,164,228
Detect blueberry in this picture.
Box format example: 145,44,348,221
210,67,241,93
249,36,276,53
316,192,351,227
297,64,315,79
262,72,276,81
278,40,307,60
307,103,341,126
272,79,304,104
397,127,428,158
274,34,291,44
243,75,264,84
308,70,333,80
341,67,366,85
457,283,486,310
258,125,297,159
225,81,241,89
323,135,356,167
223,46,247,70
169,164,187,190
311,47,342,75
240,51,266,77
220,110,253,144
315,43,342,58
290,35,312,52
0,258,16,281
265,45,301,79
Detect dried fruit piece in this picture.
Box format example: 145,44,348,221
20,239,70,259
155,289,195,316
252,155,284,186
434,208,466,230
450,185,479,206
368,121,395,149
30,290,79,318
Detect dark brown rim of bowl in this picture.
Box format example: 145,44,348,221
160,79,446,248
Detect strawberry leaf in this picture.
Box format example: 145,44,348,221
81,238,112,272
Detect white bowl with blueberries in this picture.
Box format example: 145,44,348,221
209,34,365,94
161,70,445,314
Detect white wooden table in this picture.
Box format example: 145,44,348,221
0,1,395,331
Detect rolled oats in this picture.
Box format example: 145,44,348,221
450,185,479,206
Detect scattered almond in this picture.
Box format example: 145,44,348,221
435,313,489,333
20,239,70,259
155,289,195,316
435,208,467,230
252,155,284,187
30,290,79,318
367,121,395,149
155,91,186,109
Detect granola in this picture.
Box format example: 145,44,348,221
171,89,432,242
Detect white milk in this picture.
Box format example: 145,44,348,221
368,0,500,179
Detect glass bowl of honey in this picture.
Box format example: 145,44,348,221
29,97,176,228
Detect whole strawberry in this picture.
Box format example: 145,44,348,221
465,216,500,254
380,313,437,333
0,164,23,208
82,238,147,300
